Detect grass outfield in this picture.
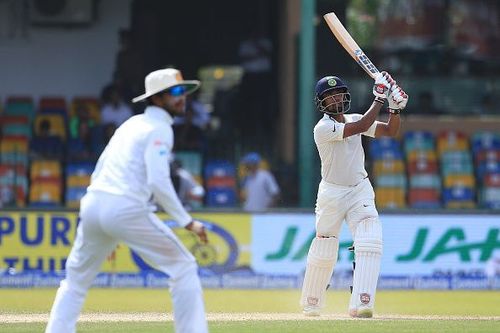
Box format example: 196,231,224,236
1,289,499,332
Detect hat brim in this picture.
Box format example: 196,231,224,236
132,80,200,103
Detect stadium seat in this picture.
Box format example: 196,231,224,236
471,131,500,154
70,97,100,123
4,96,35,122
29,179,62,206
30,160,62,181
34,114,67,140
206,188,237,207
204,160,236,178
39,96,67,114
0,164,28,206
409,174,441,190
480,187,500,209
442,187,475,208
65,187,87,208
407,159,438,174
372,160,405,176
408,189,441,209
444,174,475,188
375,174,407,189
375,188,405,209
404,131,435,152
407,150,438,163
0,136,29,154
483,173,500,187
369,137,403,160
437,130,469,154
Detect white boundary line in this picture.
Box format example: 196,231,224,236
1,313,500,323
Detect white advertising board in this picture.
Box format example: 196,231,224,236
251,214,500,276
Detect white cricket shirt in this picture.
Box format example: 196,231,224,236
88,106,192,227
314,113,377,186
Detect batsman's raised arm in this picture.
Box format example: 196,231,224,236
374,84,409,138
342,71,393,138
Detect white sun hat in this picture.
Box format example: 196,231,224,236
132,68,200,103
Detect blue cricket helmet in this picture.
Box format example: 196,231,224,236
314,76,351,115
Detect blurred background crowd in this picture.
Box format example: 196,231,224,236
0,0,499,211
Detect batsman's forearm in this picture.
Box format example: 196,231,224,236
386,113,401,137
359,100,383,132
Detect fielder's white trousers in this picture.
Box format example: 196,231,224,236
315,178,379,237
45,191,208,333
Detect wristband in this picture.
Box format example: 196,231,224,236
374,97,385,105
388,108,401,114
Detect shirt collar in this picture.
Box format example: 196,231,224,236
144,105,173,125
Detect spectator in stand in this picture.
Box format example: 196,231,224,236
412,91,447,115
100,84,133,127
30,119,64,159
67,104,96,161
240,152,280,212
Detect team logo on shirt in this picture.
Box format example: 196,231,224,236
153,139,166,146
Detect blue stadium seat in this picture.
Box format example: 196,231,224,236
206,188,237,207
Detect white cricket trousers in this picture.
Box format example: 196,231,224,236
45,191,208,333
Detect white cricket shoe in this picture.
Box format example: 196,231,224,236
349,306,373,318
303,305,321,317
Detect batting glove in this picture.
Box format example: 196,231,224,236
373,71,395,101
388,85,409,114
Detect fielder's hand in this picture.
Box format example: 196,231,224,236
388,85,409,114
373,71,395,100
185,220,208,244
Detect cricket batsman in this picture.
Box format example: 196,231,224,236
300,72,408,317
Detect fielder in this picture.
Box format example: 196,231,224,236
46,68,209,333
300,72,408,318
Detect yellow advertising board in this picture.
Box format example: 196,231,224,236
0,212,251,274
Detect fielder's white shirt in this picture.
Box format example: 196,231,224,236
88,106,192,227
314,113,377,186
243,169,280,212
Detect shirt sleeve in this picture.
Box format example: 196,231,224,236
265,172,280,195
144,128,192,227
313,120,345,143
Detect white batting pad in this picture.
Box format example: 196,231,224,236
300,237,339,309
349,218,383,313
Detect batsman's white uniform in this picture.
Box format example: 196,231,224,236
45,106,208,333
300,113,382,316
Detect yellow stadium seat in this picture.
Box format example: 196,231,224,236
445,201,476,209
34,114,66,140
0,137,29,153
30,160,62,181
407,150,437,163
375,188,406,209
29,180,62,205
67,174,91,187
444,174,475,188
373,160,405,176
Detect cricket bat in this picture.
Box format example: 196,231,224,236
323,12,379,79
